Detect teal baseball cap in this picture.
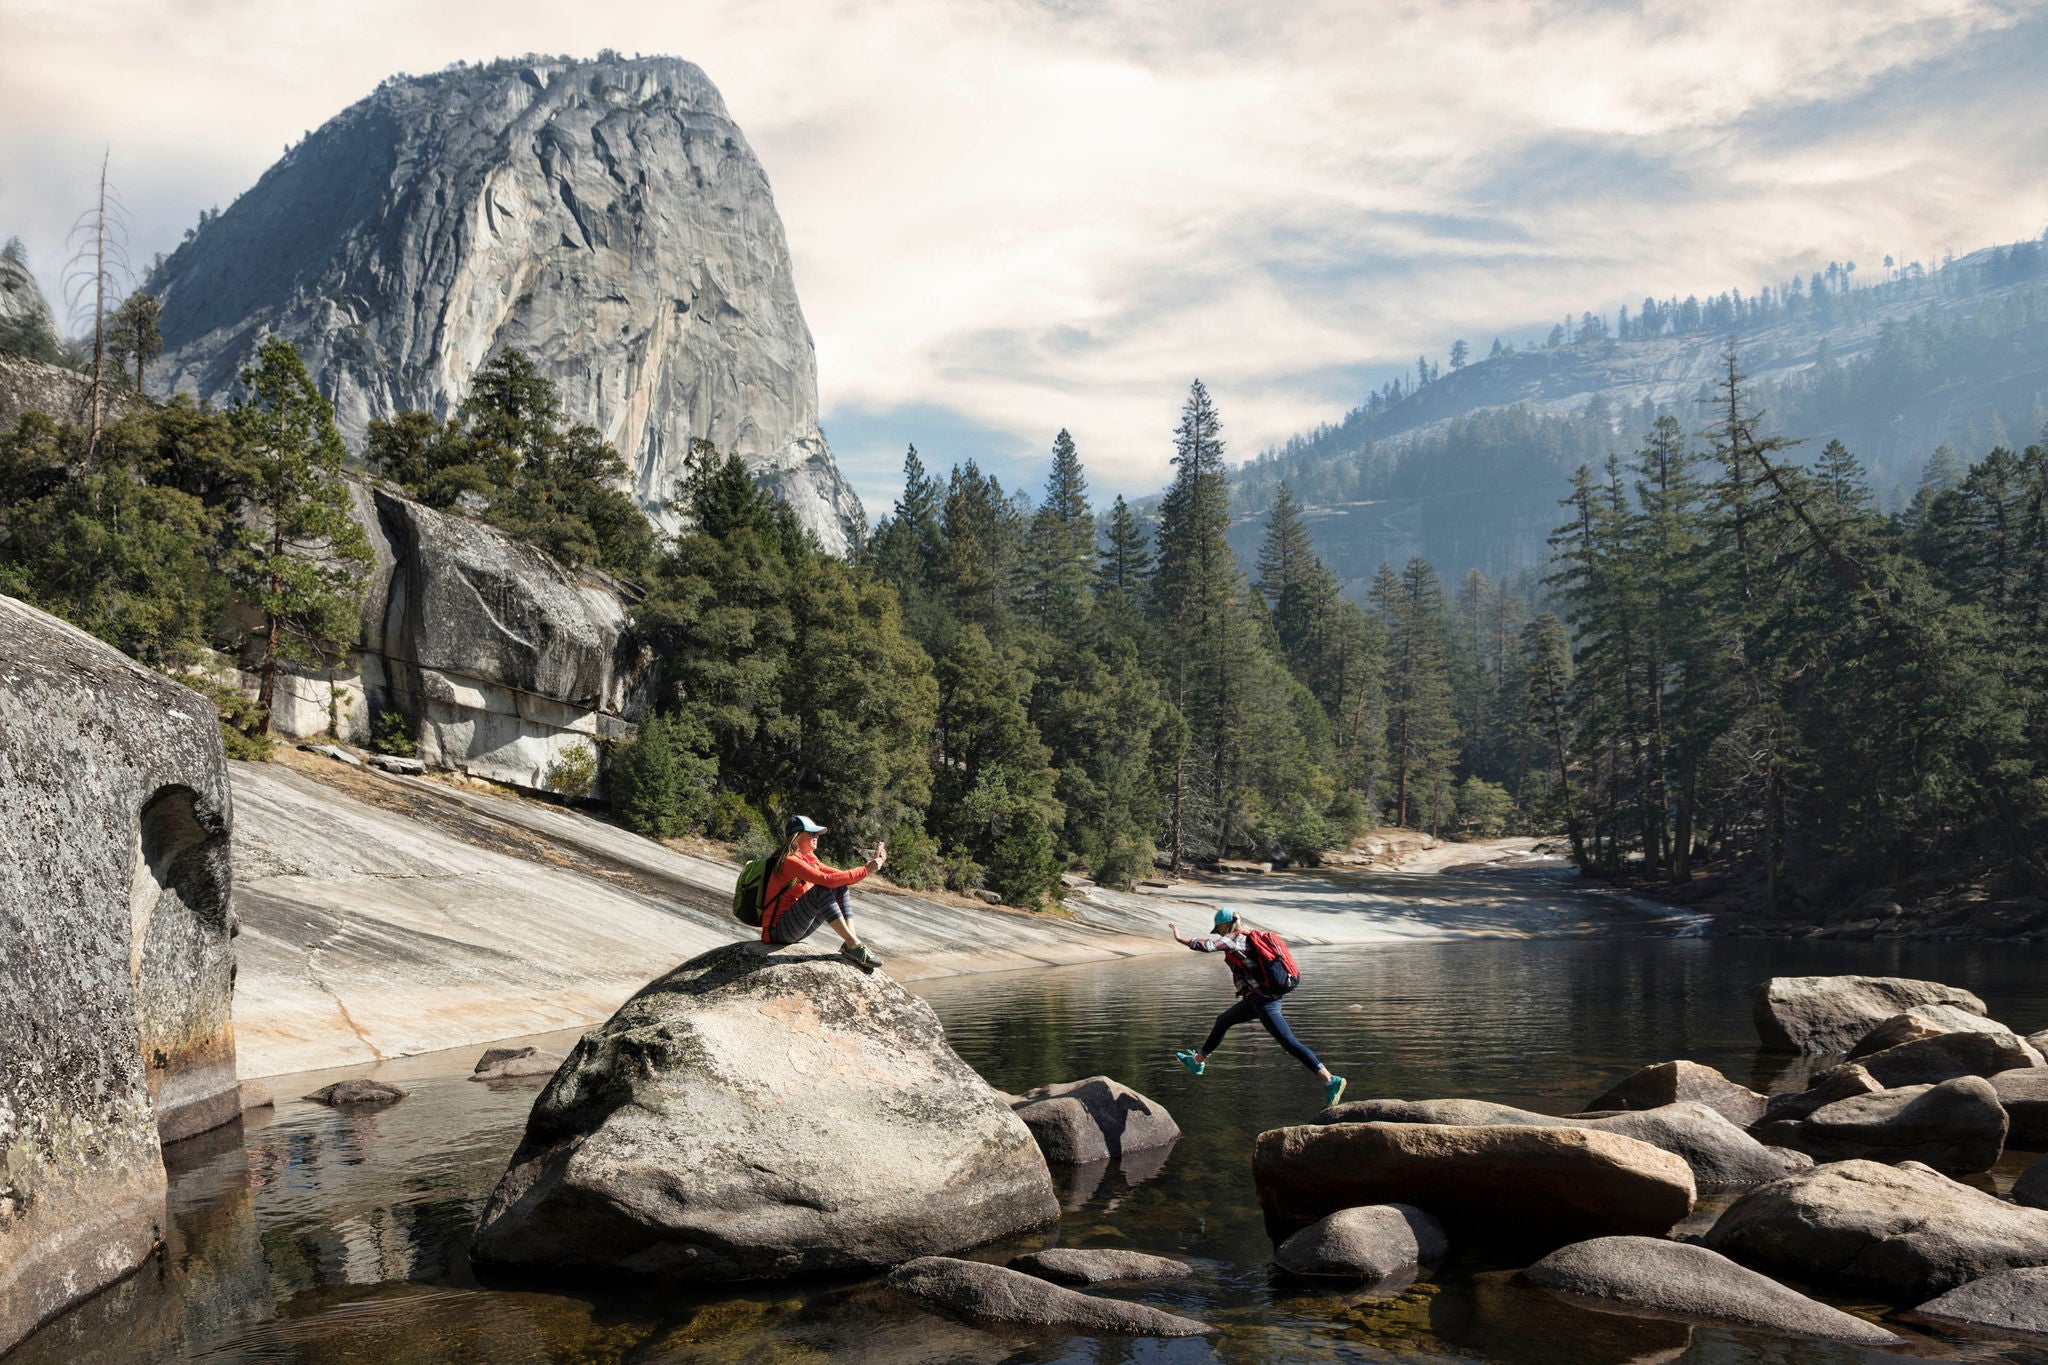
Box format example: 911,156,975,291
1212,907,1239,929
785,814,826,835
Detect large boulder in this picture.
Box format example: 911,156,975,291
1009,1077,1180,1164
1754,976,1986,1054
1767,1076,2008,1174
0,597,239,1353
884,1257,1213,1336
1006,1249,1191,1286
1322,1097,1799,1189
471,943,1058,1280
1252,1122,1695,1244
1524,1236,1897,1345
1990,1069,2048,1150
1853,1031,2042,1087
1584,1061,1767,1127
1850,1004,2027,1057
1273,1203,1449,1282
1704,1159,2048,1301
1915,1267,2048,1336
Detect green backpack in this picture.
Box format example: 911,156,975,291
733,854,780,927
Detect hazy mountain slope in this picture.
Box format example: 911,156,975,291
1235,240,2048,591
147,55,864,553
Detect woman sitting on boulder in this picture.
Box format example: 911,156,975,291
760,815,887,972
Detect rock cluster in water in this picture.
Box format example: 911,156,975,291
147,55,864,554
0,595,241,1353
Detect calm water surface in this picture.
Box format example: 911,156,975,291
22,903,2048,1364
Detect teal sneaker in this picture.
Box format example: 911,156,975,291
1323,1075,1347,1107
1176,1050,1205,1076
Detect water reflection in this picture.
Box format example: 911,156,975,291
15,937,2048,1364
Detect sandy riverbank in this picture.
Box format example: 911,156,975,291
228,751,1685,1078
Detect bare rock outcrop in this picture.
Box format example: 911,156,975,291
471,942,1058,1280
148,55,863,553
0,595,238,1352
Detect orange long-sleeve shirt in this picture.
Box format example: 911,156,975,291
760,847,870,938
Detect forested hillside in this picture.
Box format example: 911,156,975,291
1233,235,2048,593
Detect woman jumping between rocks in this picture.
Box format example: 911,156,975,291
1172,908,1345,1107
761,814,887,972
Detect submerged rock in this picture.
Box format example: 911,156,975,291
1915,1267,2048,1337
1703,1159,2048,1301
1754,976,1986,1054
885,1257,1213,1336
1009,1076,1180,1164
1322,1096,1799,1189
471,943,1057,1280
0,596,239,1353
1253,1122,1695,1244
1273,1203,1449,1282
1993,1069,2048,1150
1584,1061,1767,1127
1524,1236,1897,1345
1773,1076,2008,1174
1007,1248,1191,1286
305,1080,409,1107
470,1046,564,1081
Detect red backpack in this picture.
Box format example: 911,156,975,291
1236,929,1300,995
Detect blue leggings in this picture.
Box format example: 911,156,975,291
1202,994,1322,1072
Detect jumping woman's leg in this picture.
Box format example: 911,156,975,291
1252,997,1335,1081
1197,996,1261,1060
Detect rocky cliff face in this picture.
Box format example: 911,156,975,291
0,249,56,339
0,595,239,1353
148,55,863,554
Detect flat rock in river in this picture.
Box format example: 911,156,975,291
1253,1122,1695,1244
1273,1203,1449,1282
1989,1068,2048,1150
1525,1236,1897,1345
305,1079,409,1107
1754,976,1986,1054
1009,1076,1179,1163
1585,1061,1768,1127
1777,1076,2009,1174
1915,1267,2048,1337
1703,1159,2048,1301
1007,1248,1192,1286
886,1257,1214,1336
471,942,1058,1280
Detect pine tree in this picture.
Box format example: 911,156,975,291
1372,559,1458,829
1024,429,1095,633
1096,495,1153,601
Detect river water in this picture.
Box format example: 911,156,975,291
20,887,2048,1364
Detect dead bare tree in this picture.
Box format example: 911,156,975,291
64,150,131,455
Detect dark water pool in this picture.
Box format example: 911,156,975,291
17,934,2048,1364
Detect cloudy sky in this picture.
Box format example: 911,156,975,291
4,0,2046,512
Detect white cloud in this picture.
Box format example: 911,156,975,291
2,0,2042,511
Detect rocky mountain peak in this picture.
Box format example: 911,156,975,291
150,54,863,554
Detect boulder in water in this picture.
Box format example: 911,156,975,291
1854,1031,2042,1088
1914,1267,2048,1337
1584,1061,1767,1127
885,1257,1214,1336
1253,1122,1695,1244
1524,1236,1897,1345
1007,1248,1191,1286
2014,1154,2048,1209
1991,1069,2048,1150
1319,1097,1573,1128
1009,1076,1179,1164
1703,1159,2048,1301
0,596,239,1353
1273,1203,1449,1282
305,1079,409,1107
471,1046,564,1081
1773,1076,2008,1174
1754,976,1986,1054
1850,1004,2027,1058
471,942,1058,1281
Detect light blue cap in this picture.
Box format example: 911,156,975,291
1212,907,1239,929
786,814,827,835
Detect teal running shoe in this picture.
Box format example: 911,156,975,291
1323,1074,1347,1107
1176,1050,1205,1076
